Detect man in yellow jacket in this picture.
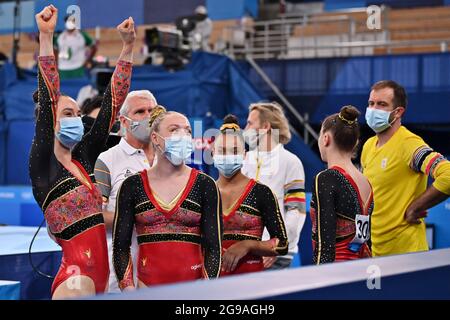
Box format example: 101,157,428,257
361,80,450,257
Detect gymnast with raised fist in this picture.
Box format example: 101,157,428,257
29,4,134,298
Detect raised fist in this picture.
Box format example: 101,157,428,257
35,5,58,34
117,17,136,45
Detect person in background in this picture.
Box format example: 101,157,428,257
54,14,97,79
80,95,121,150
361,80,450,257
311,106,373,264
190,5,212,51
213,114,288,276
81,95,103,129
242,102,306,270
95,90,157,293
77,83,99,110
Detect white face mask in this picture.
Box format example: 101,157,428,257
124,116,151,144
65,20,77,31
243,129,268,150
243,129,258,149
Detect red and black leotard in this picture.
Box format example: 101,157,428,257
29,56,132,295
113,168,222,290
310,166,373,264
221,179,288,276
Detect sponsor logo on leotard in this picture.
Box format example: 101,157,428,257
83,248,91,259
191,264,202,270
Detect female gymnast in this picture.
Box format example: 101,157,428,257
113,106,222,290
29,5,135,298
311,106,373,264
213,114,288,276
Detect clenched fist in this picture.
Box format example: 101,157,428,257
117,17,136,45
35,5,58,34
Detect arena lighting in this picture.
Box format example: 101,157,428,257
144,27,191,71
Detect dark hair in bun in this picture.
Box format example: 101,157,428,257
220,114,241,133
322,105,361,153
339,105,360,123
223,114,239,125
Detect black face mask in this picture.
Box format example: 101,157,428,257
196,13,207,21
82,116,121,138
110,120,121,134
107,120,122,149
82,115,96,135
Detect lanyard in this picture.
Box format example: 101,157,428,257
255,153,263,181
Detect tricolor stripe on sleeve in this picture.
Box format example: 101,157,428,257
411,145,446,175
284,180,306,212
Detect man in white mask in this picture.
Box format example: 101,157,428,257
55,14,97,79
242,102,306,270
94,90,157,293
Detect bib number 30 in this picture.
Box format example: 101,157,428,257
353,214,370,244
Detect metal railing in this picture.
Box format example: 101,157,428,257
246,56,319,144
221,11,375,143
221,6,415,60
219,6,450,144
226,14,370,59
233,38,450,58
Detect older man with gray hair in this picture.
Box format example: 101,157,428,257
94,89,157,293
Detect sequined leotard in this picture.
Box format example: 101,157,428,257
220,179,288,276
113,168,222,290
310,166,373,264
29,56,132,295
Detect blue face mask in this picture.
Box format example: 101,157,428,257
56,117,84,149
365,107,396,133
157,134,193,166
214,154,244,178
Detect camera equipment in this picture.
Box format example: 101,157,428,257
144,27,192,71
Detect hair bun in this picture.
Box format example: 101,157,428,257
220,114,241,133
339,105,360,124
149,105,167,128
223,114,239,125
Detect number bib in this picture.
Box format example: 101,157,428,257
348,214,370,252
